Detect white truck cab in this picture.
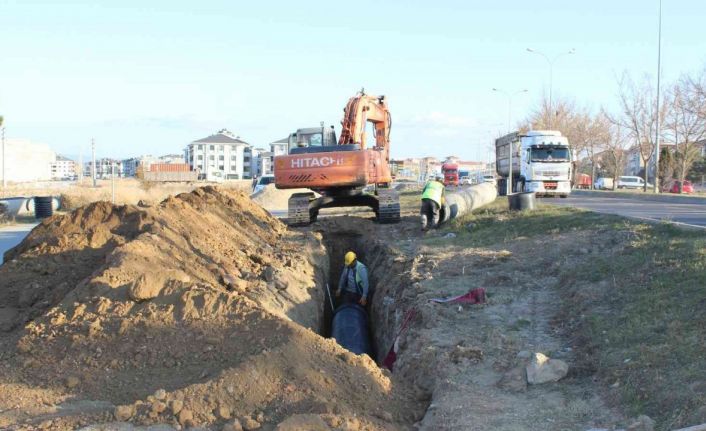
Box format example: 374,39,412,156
496,130,572,197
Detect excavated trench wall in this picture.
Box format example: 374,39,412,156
317,223,414,365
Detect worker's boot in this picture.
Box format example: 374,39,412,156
420,214,428,231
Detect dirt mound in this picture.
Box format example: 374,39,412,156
251,185,319,211
0,187,423,430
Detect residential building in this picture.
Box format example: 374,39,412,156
0,138,56,183
184,129,253,180
159,154,185,164
419,157,441,181
50,155,77,180
258,151,274,176
625,142,675,178
84,158,124,179
270,138,288,158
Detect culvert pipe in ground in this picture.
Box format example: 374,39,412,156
331,303,373,355
439,182,497,225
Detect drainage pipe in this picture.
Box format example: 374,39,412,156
331,303,372,356
439,182,497,225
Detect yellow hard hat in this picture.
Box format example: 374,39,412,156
344,251,357,266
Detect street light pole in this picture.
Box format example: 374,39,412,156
653,0,663,194
526,48,575,128
492,88,528,133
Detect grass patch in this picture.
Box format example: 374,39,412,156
426,198,630,247
555,222,706,429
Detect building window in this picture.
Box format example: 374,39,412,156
219,165,224,171
197,164,203,170
197,145,203,150
209,145,215,151
244,156,250,162
197,155,203,160
209,155,215,161
231,165,236,171
219,145,224,151
219,155,224,161
231,155,236,161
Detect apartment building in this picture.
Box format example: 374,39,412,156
50,155,77,180
185,129,252,180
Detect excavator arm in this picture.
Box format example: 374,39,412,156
338,92,391,154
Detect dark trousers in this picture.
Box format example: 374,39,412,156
420,198,440,229
339,290,362,306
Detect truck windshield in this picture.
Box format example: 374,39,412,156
531,147,569,161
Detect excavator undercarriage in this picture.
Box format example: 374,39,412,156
287,188,400,226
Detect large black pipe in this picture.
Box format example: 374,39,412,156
331,304,372,356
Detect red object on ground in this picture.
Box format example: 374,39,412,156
382,308,417,371
429,287,487,304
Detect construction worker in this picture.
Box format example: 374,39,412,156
335,251,369,306
420,175,445,230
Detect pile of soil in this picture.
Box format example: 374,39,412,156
251,185,319,211
0,187,423,430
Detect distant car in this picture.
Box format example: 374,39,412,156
460,176,471,185
594,177,614,190
617,176,652,190
665,180,694,194
253,175,275,193
481,175,496,185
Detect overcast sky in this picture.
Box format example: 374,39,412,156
1,0,705,161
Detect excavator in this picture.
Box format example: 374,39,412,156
273,91,400,225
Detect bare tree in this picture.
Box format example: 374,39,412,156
600,121,629,189
609,73,667,191
523,96,595,185
665,71,706,192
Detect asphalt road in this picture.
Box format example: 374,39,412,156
0,223,37,265
549,194,706,229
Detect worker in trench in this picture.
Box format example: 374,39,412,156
335,251,369,307
420,175,446,231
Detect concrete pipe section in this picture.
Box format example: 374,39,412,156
439,182,497,225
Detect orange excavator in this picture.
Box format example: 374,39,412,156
274,90,400,225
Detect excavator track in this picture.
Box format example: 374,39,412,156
287,192,316,226
376,189,400,224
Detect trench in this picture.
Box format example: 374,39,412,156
313,226,401,364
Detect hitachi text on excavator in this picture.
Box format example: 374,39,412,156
273,91,400,225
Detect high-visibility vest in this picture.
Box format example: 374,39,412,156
344,261,367,294
422,181,444,205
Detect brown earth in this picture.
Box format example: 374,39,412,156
0,187,425,430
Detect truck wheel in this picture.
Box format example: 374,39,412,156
560,194,568,199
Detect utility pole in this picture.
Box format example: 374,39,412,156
111,160,116,204
526,48,576,128
653,0,663,194
1,125,6,189
91,138,97,188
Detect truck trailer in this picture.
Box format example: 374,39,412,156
495,130,572,197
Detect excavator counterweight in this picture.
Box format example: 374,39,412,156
274,91,400,225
